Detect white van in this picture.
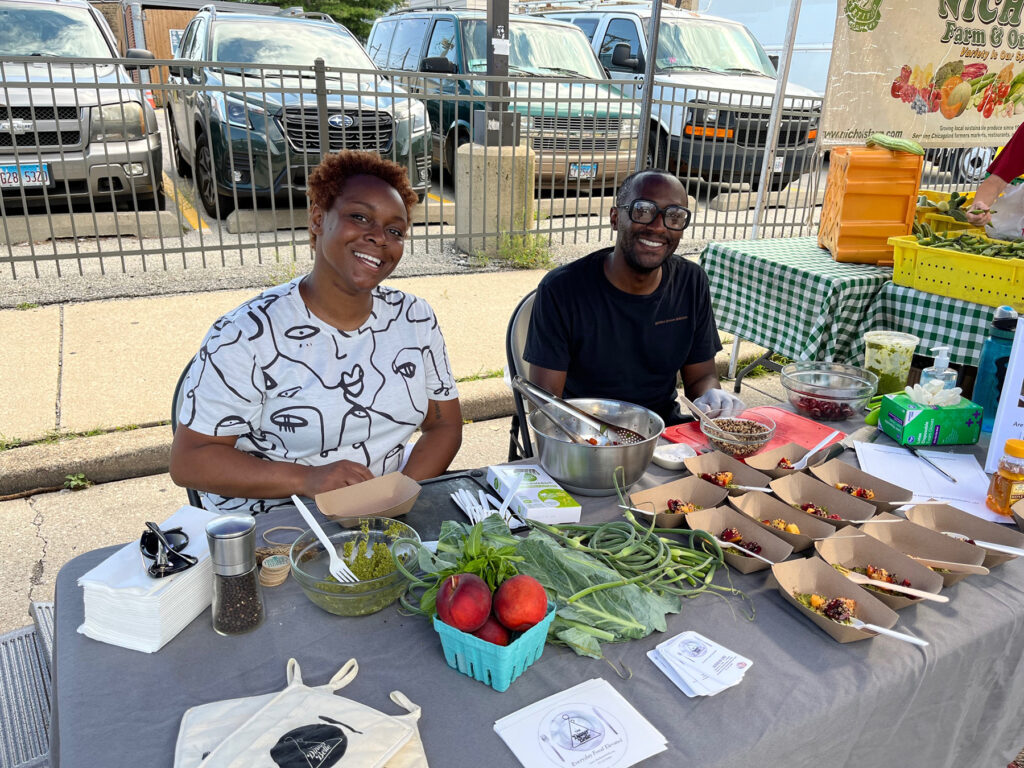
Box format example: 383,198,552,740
528,1,821,189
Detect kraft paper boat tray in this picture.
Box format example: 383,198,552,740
770,556,901,643
628,475,728,529
815,526,944,611
686,505,793,574
809,459,912,514
769,472,876,528
730,491,836,553
860,511,986,588
681,450,771,496
906,503,1024,569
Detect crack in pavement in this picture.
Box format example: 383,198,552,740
27,496,47,598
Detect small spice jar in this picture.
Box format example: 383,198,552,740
206,514,265,636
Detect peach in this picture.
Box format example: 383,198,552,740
471,615,511,646
494,574,548,631
436,573,491,632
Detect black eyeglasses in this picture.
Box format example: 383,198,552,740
616,199,692,231
140,524,197,578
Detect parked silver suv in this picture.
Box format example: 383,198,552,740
0,0,163,210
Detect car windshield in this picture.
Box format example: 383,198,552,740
0,2,112,57
462,19,603,77
210,20,376,70
654,18,774,76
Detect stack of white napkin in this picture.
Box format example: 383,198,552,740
648,630,753,697
77,505,218,653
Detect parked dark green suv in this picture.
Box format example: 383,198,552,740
167,5,431,218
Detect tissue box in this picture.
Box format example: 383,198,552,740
486,464,581,525
879,394,983,446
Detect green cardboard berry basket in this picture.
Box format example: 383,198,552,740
432,602,556,692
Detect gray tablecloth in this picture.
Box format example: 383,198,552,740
52,465,1024,768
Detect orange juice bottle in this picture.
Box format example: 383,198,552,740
986,439,1024,516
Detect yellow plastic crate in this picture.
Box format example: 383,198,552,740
921,211,984,236
888,234,1024,309
915,188,975,222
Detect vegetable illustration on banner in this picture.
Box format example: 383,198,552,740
822,0,1024,146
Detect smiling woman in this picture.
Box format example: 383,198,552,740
169,151,463,515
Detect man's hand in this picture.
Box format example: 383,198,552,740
965,203,992,226
693,388,746,418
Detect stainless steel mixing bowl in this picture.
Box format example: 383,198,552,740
528,398,664,496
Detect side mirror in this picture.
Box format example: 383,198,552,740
611,42,640,72
421,56,458,74
168,63,194,79
124,48,155,70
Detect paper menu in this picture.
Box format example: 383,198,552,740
986,317,1024,474
648,630,752,698
853,443,1004,523
494,678,666,768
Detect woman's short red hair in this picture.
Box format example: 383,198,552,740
307,150,418,249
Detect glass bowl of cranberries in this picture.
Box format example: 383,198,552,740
780,362,878,421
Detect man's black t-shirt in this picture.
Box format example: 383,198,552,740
523,248,722,426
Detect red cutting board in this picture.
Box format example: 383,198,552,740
662,405,846,457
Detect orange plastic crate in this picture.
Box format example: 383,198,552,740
818,146,923,263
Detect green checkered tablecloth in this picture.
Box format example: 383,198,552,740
851,283,992,367
699,237,892,362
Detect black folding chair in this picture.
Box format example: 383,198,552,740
170,357,204,509
505,290,536,461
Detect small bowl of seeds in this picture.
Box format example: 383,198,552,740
699,411,776,459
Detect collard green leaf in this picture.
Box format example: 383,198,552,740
515,534,681,650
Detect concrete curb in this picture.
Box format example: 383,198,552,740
0,379,516,495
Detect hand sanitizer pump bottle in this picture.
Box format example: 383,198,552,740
919,346,957,390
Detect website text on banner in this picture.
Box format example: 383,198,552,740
822,0,1024,148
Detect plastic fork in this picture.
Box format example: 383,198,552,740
848,617,929,647
789,430,842,471
942,531,1024,557
714,537,776,565
291,494,358,583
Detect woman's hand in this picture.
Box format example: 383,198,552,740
300,460,375,497
965,203,993,225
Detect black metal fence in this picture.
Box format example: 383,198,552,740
0,55,968,279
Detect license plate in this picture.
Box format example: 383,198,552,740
0,163,50,189
569,162,598,179
773,156,784,173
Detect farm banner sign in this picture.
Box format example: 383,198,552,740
821,0,1024,147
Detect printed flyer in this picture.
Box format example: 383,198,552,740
822,0,1024,147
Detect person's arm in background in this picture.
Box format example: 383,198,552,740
967,124,1024,224
402,397,463,480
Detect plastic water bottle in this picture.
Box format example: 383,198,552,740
975,306,1018,433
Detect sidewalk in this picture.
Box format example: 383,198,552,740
0,268,777,633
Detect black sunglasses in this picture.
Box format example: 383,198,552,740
140,524,197,578
616,199,692,231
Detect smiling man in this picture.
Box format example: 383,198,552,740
523,168,744,426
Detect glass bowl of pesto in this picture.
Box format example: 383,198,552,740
289,516,421,616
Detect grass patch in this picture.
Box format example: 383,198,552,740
456,367,504,383
736,353,792,379
266,248,307,286
0,435,23,451
64,473,93,491
15,302,40,310
495,230,554,269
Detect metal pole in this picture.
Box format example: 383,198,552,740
486,0,509,104
315,58,329,163
750,0,800,239
633,0,663,172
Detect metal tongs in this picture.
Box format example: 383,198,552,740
511,376,646,446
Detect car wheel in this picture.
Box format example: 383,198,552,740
444,131,469,179
169,117,191,179
646,129,669,171
950,146,995,186
196,140,233,219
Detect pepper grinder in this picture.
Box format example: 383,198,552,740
206,514,265,636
